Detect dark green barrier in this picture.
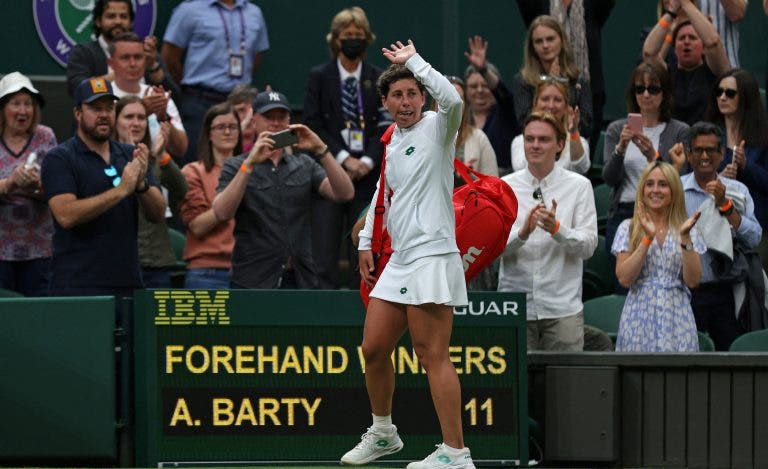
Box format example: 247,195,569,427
0,296,117,461
133,290,528,466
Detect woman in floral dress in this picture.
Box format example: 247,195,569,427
611,161,704,351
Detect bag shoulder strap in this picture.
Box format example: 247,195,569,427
453,157,480,189
371,124,397,254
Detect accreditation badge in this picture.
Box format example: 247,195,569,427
229,54,244,78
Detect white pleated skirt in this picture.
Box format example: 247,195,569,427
370,252,468,306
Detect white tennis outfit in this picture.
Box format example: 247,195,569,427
358,54,467,306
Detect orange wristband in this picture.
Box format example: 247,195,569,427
570,132,580,141
659,18,670,29
718,199,733,212
239,163,252,174
158,152,172,167
664,33,673,44
642,236,652,246
551,220,561,235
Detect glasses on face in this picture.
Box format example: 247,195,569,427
690,146,720,156
532,187,543,202
716,87,738,99
104,165,121,187
634,85,663,95
211,123,239,132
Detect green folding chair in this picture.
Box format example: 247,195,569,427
729,329,768,352
583,235,612,299
697,331,715,351
167,228,187,288
0,288,23,297
582,294,626,341
593,184,611,235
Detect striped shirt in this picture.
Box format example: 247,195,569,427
697,0,744,68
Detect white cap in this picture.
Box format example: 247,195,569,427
0,72,44,106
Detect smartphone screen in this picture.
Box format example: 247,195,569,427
271,129,298,148
627,113,643,133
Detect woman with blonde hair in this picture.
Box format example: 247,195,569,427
510,78,589,174
611,161,704,351
512,15,592,136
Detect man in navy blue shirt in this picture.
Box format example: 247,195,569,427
41,78,166,296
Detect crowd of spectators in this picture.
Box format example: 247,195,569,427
1,0,767,352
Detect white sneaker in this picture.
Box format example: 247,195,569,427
340,425,404,465
406,443,476,469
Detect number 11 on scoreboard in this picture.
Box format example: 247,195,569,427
464,397,493,426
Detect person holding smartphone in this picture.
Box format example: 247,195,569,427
212,90,354,289
602,61,689,292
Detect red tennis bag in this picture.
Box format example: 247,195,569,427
360,126,518,307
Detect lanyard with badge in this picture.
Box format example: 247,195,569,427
217,6,246,78
340,80,366,153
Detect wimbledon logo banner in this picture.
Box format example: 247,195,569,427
34,0,156,67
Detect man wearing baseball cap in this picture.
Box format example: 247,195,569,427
213,90,354,289
40,78,166,297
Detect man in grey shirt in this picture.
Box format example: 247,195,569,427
213,91,354,288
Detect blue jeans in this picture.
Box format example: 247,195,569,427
184,268,230,289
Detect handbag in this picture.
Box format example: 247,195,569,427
452,158,518,280
359,127,518,307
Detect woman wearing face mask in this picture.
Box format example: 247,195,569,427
303,6,391,290
510,79,590,174
114,96,187,288
512,15,593,137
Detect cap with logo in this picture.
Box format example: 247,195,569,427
74,78,118,106
0,71,45,106
253,91,291,114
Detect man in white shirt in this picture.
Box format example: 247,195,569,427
499,111,598,351
108,32,188,157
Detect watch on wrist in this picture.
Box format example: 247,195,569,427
680,241,693,251
135,179,150,194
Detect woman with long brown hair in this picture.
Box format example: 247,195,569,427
178,103,241,289
511,15,592,136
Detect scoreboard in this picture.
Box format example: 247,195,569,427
133,290,527,466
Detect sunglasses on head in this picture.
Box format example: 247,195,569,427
716,87,738,99
633,85,663,95
538,74,569,84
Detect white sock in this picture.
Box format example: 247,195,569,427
371,413,393,430
441,443,465,455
